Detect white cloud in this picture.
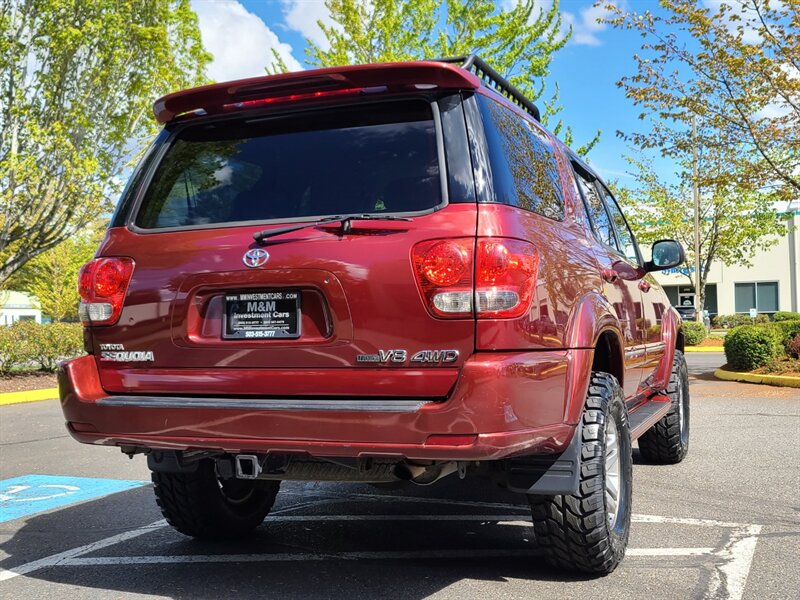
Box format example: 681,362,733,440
561,1,622,46
524,0,620,47
192,0,302,81
282,0,336,51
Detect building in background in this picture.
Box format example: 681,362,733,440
652,203,799,318
0,291,42,325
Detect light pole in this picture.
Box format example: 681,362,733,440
692,115,702,323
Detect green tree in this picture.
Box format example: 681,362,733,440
5,225,104,321
605,0,800,199
0,0,211,285
614,155,785,317
286,0,596,152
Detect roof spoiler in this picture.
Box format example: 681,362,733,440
153,61,482,124
152,55,540,124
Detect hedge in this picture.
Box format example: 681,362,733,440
774,311,800,322
0,321,84,373
723,325,784,370
683,321,707,346
712,313,770,328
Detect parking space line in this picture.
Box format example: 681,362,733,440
0,520,166,582
707,524,763,600
0,499,337,582
632,513,751,528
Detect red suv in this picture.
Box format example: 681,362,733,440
60,56,690,574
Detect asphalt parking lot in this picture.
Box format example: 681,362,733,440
1,353,798,599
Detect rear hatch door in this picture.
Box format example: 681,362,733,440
92,97,477,398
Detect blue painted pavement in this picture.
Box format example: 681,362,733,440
0,474,146,523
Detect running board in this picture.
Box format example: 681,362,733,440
628,395,672,440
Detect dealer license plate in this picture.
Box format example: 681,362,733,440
223,291,301,339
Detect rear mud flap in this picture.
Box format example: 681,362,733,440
504,428,581,495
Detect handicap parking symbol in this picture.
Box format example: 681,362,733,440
0,474,145,523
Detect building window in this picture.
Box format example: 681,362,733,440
734,282,779,314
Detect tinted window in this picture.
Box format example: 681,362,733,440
135,101,442,229
600,185,639,263
574,169,617,250
478,96,564,220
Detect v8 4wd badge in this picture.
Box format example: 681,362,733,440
356,349,458,365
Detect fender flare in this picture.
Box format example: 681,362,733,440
563,292,625,425
652,306,682,391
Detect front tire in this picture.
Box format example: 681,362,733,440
152,459,280,539
638,349,690,464
529,372,633,574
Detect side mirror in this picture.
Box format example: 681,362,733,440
646,239,685,272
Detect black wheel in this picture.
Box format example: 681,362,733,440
529,372,632,574
638,349,690,464
151,459,280,539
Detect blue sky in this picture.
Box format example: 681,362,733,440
190,0,673,184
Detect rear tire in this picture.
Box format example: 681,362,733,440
152,459,280,539
638,350,690,464
529,372,632,574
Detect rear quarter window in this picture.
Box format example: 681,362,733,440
134,100,444,230
478,95,564,220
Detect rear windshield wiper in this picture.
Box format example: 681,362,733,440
253,214,411,244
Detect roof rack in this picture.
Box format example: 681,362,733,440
433,55,541,122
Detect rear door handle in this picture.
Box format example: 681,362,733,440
638,280,651,292
601,269,618,283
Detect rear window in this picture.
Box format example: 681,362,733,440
134,101,443,229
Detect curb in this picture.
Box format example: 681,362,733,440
0,387,59,406
714,368,800,388
684,346,725,352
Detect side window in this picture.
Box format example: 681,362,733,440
574,168,618,250
599,185,640,263
478,96,564,220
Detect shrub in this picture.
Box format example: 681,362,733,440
712,313,769,328
0,321,84,373
774,311,800,322
0,324,34,374
683,321,707,346
771,320,800,350
788,335,800,360
724,325,784,370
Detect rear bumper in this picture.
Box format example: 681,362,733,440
59,349,593,461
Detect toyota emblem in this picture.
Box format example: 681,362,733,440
243,248,269,268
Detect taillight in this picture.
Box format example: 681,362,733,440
412,238,538,319
412,239,474,317
475,239,538,318
77,257,135,325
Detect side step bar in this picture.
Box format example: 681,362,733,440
628,395,672,440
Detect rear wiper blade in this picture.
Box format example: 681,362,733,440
253,214,411,244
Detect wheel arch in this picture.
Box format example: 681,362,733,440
563,292,625,426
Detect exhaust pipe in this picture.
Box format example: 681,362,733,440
394,461,458,485
235,454,262,479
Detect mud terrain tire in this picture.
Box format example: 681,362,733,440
529,372,632,574
638,350,690,464
152,459,280,539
